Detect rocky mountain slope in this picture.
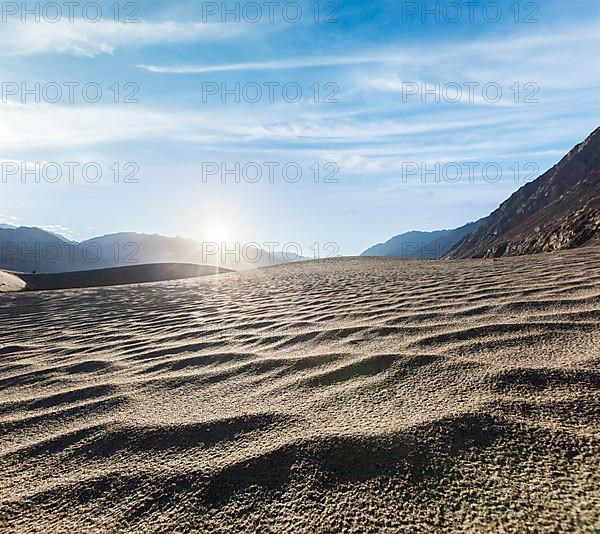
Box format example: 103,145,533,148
447,127,600,258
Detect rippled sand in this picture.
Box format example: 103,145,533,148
1,247,599,532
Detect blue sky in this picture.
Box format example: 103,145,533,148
1,0,599,254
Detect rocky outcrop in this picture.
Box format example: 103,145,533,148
447,128,600,259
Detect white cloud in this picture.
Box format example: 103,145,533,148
0,95,593,155
362,76,519,107
0,100,495,149
0,19,248,57
138,23,600,94
0,214,19,226
0,22,597,177
39,224,79,239
137,54,410,74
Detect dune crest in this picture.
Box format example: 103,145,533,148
17,263,231,291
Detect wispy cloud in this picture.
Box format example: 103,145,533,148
136,54,406,74
0,99,528,149
138,24,600,93
1,23,597,191
361,76,519,107
39,224,79,239
0,19,248,57
0,214,19,227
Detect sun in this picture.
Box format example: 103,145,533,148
206,222,230,244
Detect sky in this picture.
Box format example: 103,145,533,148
0,0,599,255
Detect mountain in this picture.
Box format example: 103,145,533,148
362,230,449,258
82,233,304,271
0,227,77,273
0,228,303,274
361,220,483,259
447,127,600,259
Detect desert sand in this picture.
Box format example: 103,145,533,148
0,271,26,293
1,246,599,532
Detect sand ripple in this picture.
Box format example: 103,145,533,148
1,247,599,532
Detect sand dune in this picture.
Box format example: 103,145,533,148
1,247,599,531
15,263,231,291
0,271,26,293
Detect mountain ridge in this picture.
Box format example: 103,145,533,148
0,228,303,273
361,220,483,259
446,127,600,258
361,127,600,260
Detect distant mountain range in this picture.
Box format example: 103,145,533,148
5,129,599,273
361,220,483,259
0,228,303,274
363,127,600,259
